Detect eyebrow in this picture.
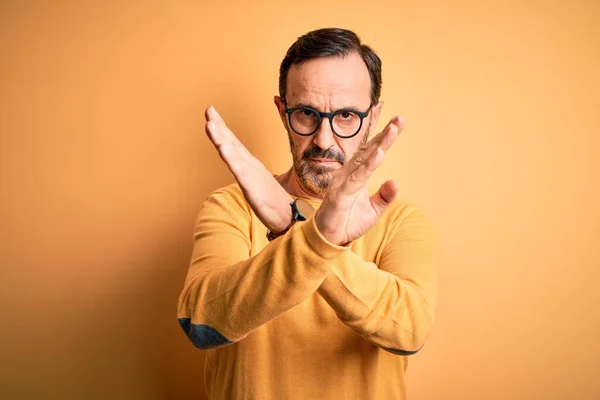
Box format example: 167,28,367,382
289,102,367,111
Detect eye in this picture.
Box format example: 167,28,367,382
302,109,314,117
336,111,358,122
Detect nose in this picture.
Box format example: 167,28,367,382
311,117,336,150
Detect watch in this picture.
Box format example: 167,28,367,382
266,198,315,241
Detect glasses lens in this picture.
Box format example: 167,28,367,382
332,111,362,138
290,108,319,135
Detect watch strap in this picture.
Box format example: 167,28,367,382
266,199,314,241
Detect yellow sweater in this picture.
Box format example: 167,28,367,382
178,183,437,399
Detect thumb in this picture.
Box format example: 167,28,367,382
370,179,399,214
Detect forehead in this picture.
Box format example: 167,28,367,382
286,52,372,109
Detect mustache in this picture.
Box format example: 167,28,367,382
302,147,346,163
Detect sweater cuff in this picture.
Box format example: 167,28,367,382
300,214,350,259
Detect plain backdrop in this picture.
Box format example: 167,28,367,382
1,1,599,399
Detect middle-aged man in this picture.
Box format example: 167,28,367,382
178,27,437,399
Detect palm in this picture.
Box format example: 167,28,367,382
341,188,380,243
204,106,403,246
204,106,292,233
314,117,403,245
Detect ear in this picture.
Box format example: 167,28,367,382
369,101,384,134
274,96,288,127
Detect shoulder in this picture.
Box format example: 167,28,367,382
379,199,435,238
383,198,430,222
201,182,252,216
210,182,246,203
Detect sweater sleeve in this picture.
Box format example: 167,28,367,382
177,186,349,350
316,204,437,355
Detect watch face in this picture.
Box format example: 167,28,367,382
294,199,315,221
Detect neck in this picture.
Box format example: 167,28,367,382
275,168,324,201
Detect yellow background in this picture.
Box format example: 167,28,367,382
1,1,599,399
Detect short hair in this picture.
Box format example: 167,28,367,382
278,27,382,106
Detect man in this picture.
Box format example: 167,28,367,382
178,28,437,399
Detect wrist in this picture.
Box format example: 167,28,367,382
267,198,315,241
275,201,293,234
314,208,341,246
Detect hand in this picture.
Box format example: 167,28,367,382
204,106,293,233
314,116,403,246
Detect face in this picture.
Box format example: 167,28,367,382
275,52,382,197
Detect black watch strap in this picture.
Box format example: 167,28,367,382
266,198,315,241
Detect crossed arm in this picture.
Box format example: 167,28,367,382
177,187,436,355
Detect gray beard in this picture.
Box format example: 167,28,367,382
287,120,372,197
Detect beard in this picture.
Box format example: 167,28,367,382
287,120,372,197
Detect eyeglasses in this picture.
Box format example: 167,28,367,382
283,100,372,139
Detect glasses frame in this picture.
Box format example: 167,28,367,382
283,100,373,139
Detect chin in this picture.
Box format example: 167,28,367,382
294,161,335,194
310,165,335,175
303,172,332,193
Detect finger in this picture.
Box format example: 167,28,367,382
204,105,213,122
367,115,403,152
205,107,252,159
342,118,400,179
370,179,399,215
351,115,401,166
204,106,238,145
205,120,224,147
204,109,268,184
205,118,248,172
205,106,230,144
341,115,403,192
207,106,234,139
342,146,386,194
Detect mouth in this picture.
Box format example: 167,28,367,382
308,158,339,164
